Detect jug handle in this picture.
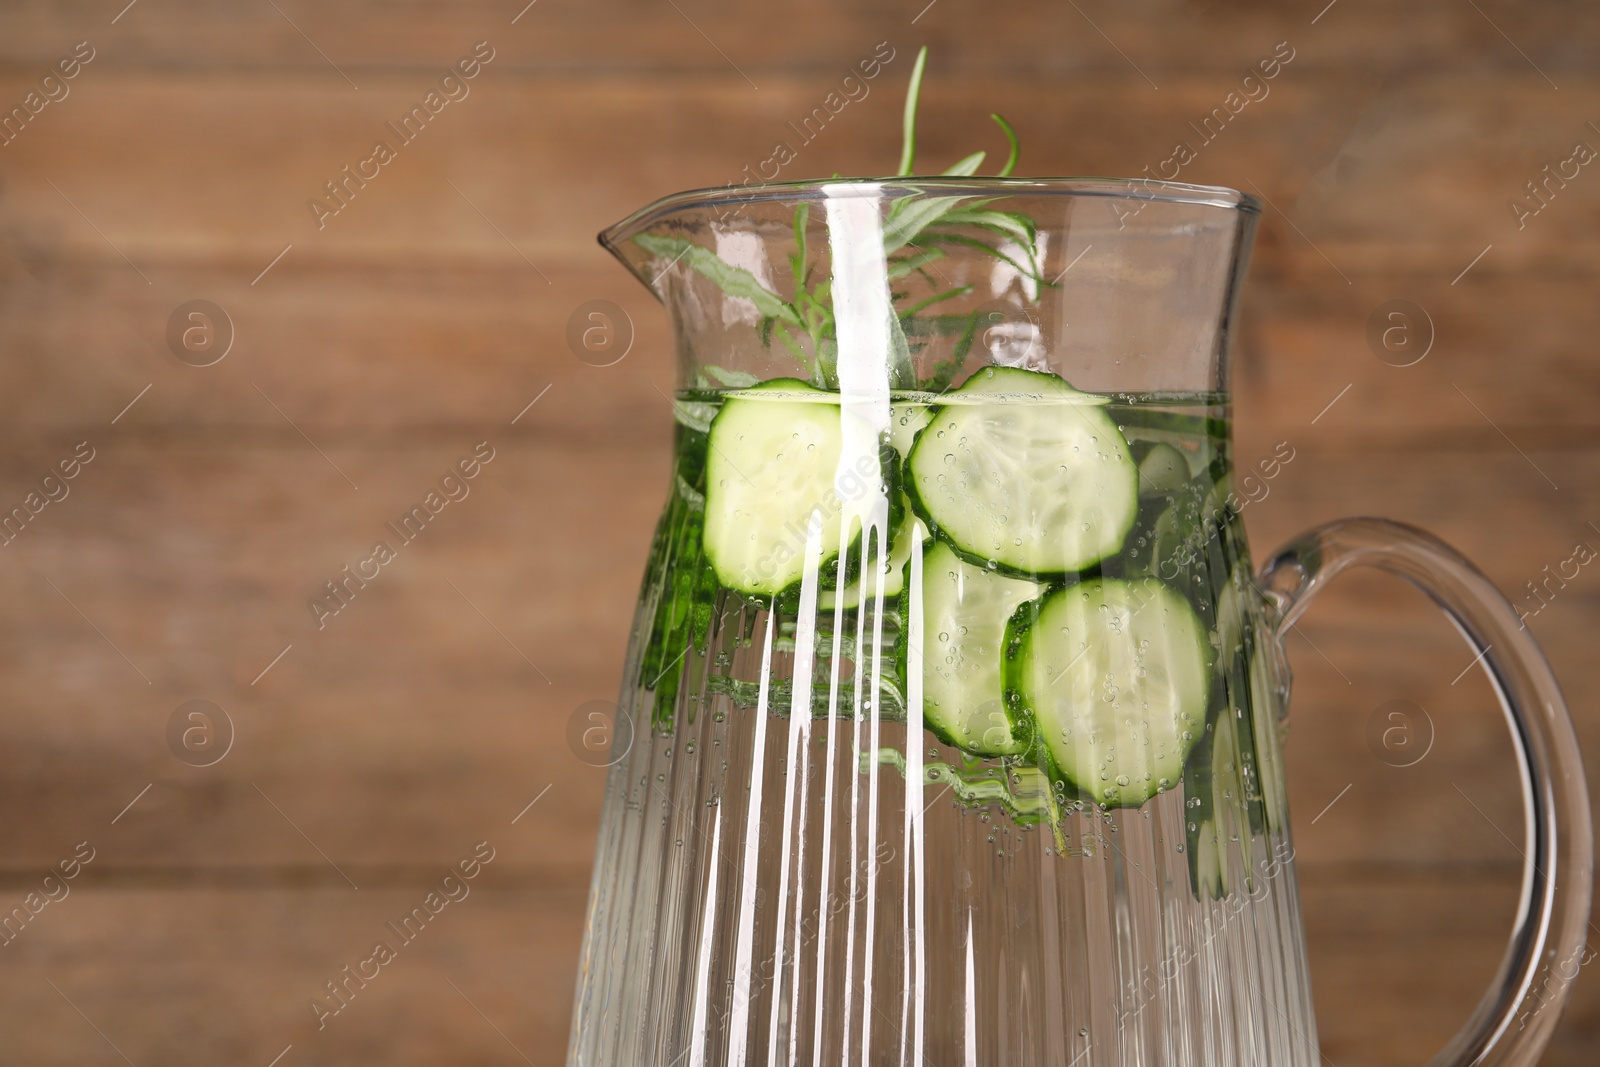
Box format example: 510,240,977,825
1258,517,1593,1067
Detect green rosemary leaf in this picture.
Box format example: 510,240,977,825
903,311,990,338
934,207,1035,248
898,285,974,318
898,46,929,176
997,208,1039,248
920,230,1045,283
942,151,987,177
951,310,981,363
814,336,839,386
992,113,1020,176
883,195,971,255
634,233,801,326
920,311,979,391
887,248,945,280
888,305,915,388
772,320,811,366
791,202,810,284
701,365,761,388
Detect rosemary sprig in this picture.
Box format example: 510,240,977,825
897,46,929,176
640,46,1050,390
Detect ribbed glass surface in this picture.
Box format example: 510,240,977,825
566,397,1318,1067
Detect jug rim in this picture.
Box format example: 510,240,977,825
599,175,1260,251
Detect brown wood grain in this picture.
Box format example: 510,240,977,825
0,263,1596,443
0,71,1597,276
0,436,1589,866
0,0,1594,80
0,871,1547,1066
0,0,1596,1062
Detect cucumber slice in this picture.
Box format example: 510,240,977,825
1006,578,1209,808
1247,632,1288,834
905,367,1138,577
1134,441,1190,497
914,540,1045,755
816,401,936,611
1209,578,1273,835
888,401,933,456
820,505,915,610
1185,705,1243,901
703,379,884,597
1116,410,1221,478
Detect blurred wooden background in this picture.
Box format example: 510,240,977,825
0,0,1596,1063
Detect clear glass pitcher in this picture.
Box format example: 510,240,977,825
568,178,1592,1067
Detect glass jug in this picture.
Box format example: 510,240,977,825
568,178,1592,1067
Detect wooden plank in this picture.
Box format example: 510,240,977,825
0,259,1596,443
0,260,674,438
0,869,1587,1066
1235,273,1600,444
0,2,1593,1059
0,880,588,1066
0,0,1594,79
1298,868,1596,1067
1242,447,1600,872
0,438,1591,869
0,436,659,868
0,70,1597,276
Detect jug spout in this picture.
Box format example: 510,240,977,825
596,205,669,300
599,181,844,314
597,177,1259,394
